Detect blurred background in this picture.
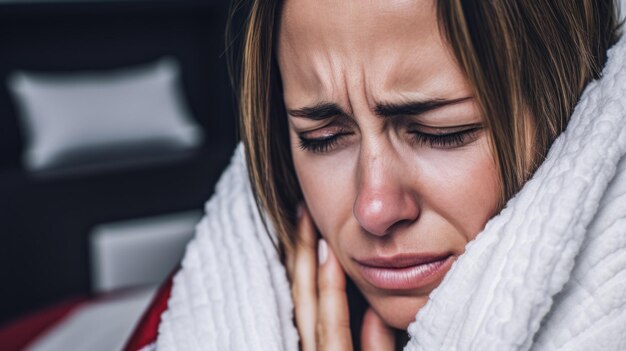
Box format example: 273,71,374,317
0,0,237,349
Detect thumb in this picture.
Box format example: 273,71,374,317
360,307,396,351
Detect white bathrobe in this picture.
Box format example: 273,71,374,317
152,13,626,351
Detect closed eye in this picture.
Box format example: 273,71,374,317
297,124,483,154
408,126,483,149
298,131,353,153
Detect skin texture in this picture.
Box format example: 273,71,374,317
278,0,501,339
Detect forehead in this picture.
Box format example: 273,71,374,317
279,0,437,46
277,0,464,106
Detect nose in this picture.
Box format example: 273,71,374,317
353,147,420,237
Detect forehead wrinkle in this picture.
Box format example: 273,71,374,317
299,53,351,114
322,52,348,107
281,52,354,114
279,0,455,113
278,12,347,106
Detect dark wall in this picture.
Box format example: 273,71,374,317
0,0,238,324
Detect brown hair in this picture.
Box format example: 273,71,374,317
227,0,622,253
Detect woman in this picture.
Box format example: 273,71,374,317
125,0,625,350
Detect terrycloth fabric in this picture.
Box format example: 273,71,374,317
405,30,626,351
154,19,626,351
154,143,298,351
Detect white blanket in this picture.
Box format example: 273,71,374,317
154,18,626,351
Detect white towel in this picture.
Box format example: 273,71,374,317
155,13,626,351
406,23,626,351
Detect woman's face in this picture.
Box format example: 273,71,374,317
278,0,500,329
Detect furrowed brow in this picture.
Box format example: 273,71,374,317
374,96,472,118
287,102,348,121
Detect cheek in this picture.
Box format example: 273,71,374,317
291,142,357,244
417,139,500,240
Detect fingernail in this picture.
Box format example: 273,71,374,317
318,239,328,265
297,203,305,219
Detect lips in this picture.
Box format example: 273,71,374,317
354,254,454,290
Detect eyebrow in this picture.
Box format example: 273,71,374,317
287,96,472,121
287,102,348,120
375,96,472,117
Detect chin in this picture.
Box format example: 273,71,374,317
368,294,430,330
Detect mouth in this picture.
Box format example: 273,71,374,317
354,253,454,290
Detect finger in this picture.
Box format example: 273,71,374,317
360,308,396,351
291,204,318,351
316,239,353,350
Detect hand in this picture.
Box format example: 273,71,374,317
286,204,396,351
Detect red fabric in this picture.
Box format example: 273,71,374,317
124,273,175,351
0,281,174,351
0,297,87,351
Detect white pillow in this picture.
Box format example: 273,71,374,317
7,58,204,172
